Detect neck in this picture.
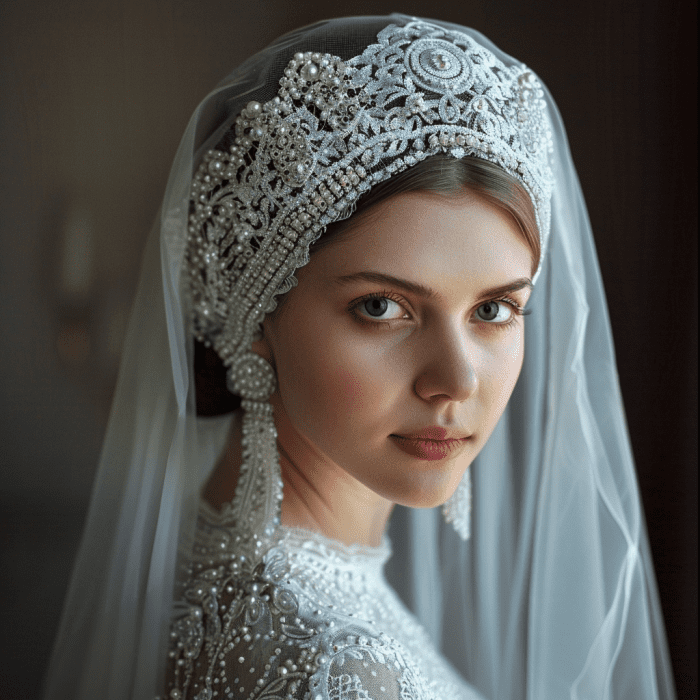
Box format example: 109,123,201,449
203,400,394,549
273,390,394,547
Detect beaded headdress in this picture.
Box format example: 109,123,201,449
186,19,554,545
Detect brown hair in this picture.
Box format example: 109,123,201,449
313,154,539,263
195,154,540,415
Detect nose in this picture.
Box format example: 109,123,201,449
413,323,478,403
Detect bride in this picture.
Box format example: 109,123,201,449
44,15,676,700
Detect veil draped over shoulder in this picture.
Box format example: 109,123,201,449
44,15,676,700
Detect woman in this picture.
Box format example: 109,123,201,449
44,15,676,700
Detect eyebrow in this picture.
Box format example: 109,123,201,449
333,271,533,301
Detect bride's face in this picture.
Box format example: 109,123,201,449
255,190,533,508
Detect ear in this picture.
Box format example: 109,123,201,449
250,316,276,370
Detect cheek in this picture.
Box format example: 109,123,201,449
481,330,525,419
332,369,370,410
273,312,403,435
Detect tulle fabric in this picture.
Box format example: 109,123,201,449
388,68,676,697
43,14,676,700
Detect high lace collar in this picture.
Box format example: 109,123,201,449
198,498,392,575
277,524,392,574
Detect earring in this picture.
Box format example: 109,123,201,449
226,352,283,549
442,468,471,540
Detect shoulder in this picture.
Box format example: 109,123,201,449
165,559,439,699
219,622,441,700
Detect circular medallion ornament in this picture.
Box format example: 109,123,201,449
226,352,277,400
405,39,473,94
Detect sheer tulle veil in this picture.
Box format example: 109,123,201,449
43,14,676,700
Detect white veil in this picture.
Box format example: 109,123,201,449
43,14,676,700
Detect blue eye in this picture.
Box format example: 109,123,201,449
476,301,511,323
351,293,408,322
361,297,406,319
364,297,389,317
350,293,528,329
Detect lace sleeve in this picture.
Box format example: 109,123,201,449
313,632,436,700
167,621,440,700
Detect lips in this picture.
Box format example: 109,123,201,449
389,428,471,461
394,426,470,441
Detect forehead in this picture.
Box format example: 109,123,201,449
310,191,533,299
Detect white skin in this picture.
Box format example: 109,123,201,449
204,189,533,546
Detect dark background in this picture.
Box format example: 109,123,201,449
0,1,696,698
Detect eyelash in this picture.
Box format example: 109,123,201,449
348,290,532,332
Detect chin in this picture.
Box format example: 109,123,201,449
371,466,468,510
401,485,463,510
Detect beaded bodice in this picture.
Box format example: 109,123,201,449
165,502,484,700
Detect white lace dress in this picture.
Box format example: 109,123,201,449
164,502,484,700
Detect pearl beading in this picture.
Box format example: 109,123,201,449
163,513,483,699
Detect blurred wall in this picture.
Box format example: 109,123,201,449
0,1,696,698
